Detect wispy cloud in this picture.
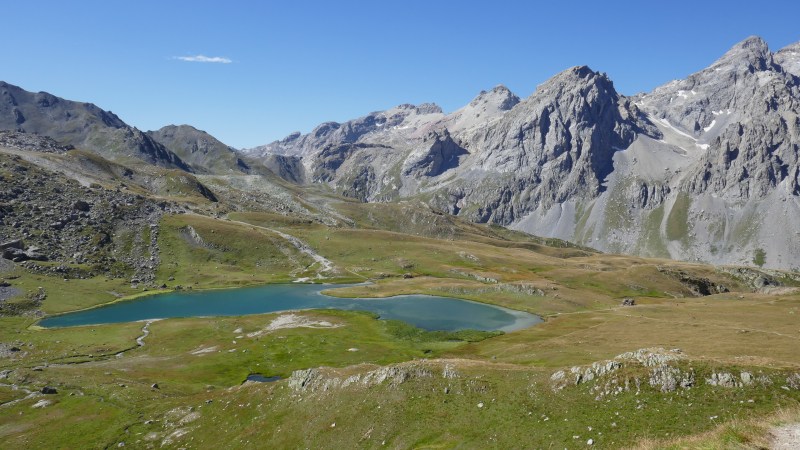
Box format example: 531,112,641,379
174,55,232,64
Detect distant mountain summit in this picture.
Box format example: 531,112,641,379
147,124,249,174
248,36,800,269
0,81,190,170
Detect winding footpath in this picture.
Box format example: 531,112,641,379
266,228,335,273
136,320,155,347
224,217,336,277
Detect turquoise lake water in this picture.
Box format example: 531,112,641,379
38,283,541,332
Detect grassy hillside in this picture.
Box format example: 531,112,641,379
1,201,799,448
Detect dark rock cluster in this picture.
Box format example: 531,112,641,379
0,130,73,153
0,152,171,284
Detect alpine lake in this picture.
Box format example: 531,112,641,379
38,283,541,332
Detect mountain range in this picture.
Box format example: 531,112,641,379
2,35,799,270
244,36,800,270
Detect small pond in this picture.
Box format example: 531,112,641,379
245,374,282,383
38,283,541,332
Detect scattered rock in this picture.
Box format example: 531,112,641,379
0,239,23,251
288,362,448,393
707,372,740,388
786,373,800,390
0,131,73,153
649,365,694,392
442,365,459,379
72,200,91,212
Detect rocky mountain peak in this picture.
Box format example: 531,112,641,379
468,85,520,111
413,103,444,115
775,41,800,77
731,35,769,53
516,66,621,127
281,131,303,143
529,66,618,107
637,36,789,138
147,124,247,174
544,65,600,83
711,35,774,72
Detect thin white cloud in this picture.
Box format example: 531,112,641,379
174,55,232,64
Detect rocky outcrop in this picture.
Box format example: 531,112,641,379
403,129,468,177
648,364,695,393
551,348,783,400
286,361,463,396
550,348,688,394
718,267,786,290
288,363,438,393
656,267,730,296
0,131,73,153
787,373,800,389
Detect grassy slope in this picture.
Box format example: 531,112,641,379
1,204,799,448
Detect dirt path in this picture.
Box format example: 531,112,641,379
266,228,335,273
136,320,156,347
225,218,336,278
771,423,800,449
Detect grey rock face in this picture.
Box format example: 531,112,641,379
550,348,691,395
663,37,800,201
402,129,468,177
430,66,657,225
787,372,800,389
775,41,800,78
259,154,305,184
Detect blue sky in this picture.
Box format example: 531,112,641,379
3,1,799,149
